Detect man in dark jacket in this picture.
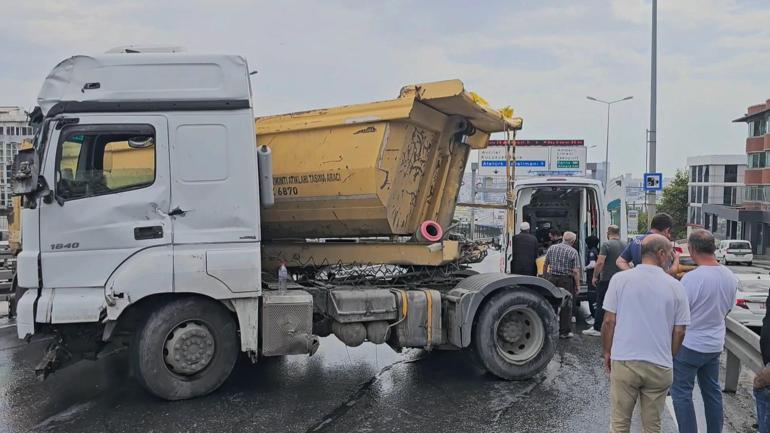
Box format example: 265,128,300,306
755,295,770,432
510,222,539,276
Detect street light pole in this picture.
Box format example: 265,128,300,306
586,95,633,188
647,0,658,225
605,103,611,188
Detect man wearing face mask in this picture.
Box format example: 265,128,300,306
616,213,680,276
602,234,690,433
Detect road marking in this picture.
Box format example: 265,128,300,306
0,323,16,330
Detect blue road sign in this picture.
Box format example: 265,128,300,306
643,172,663,191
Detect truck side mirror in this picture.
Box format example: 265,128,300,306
11,148,39,196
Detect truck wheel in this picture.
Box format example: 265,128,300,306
131,297,238,400
472,289,557,380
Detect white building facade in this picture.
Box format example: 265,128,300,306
0,106,33,210
687,154,746,239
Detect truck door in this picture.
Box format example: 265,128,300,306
39,116,172,290
167,112,261,294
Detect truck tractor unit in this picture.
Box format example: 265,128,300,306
12,50,564,400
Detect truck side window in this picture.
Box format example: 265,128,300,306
56,126,156,200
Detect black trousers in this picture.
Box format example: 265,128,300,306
547,274,576,336
593,280,610,331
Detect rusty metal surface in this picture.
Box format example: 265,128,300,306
262,240,462,272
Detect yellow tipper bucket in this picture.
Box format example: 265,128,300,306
256,80,521,240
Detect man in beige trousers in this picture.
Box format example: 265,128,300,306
602,234,690,433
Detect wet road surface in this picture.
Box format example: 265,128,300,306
0,253,759,433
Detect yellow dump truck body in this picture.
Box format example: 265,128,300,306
257,80,519,240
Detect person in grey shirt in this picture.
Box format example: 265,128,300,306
583,225,626,337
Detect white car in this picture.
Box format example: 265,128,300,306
728,273,770,328
716,240,754,266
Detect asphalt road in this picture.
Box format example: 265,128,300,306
0,254,761,433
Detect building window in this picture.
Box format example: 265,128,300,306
751,117,768,137
745,185,770,202
690,186,695,202
704,186,709,204
725,165,738,183
704,165,709,182
696,186,702,203
724,186,735,205
691,166,696,182
749,152,767,168
697,166,703,182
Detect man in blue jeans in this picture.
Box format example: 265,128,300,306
756,286,770,432
671,229,737,433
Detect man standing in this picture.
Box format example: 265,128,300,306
582,225,625,337
616,213,680,276
603,234,690,433
544,231,581,339
754,280,770,433
670,229,736,433
510,222,539,276
548,228,563,248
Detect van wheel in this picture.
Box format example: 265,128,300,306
471,289,557,380
131,297,238,400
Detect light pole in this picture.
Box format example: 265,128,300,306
586,95,633,188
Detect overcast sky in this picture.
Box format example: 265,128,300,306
2,0,770,178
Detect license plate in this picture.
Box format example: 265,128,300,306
761,303,766,310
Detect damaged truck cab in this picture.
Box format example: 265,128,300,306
13,51,563,400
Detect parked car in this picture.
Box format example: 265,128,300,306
716,240,754,266
728,273,770,328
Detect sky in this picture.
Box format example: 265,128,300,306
2,0,770,178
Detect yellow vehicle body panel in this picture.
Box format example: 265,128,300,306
257,79,519,240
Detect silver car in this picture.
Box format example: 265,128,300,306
728,273,770,328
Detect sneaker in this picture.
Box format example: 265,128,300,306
559,332,574,339
582,329,601,337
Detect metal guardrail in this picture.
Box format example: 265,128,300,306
724,315,763,392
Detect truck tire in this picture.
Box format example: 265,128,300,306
471,289,557,380
131,297,238,400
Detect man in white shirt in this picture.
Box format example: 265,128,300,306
670,229,737,433
602,234,690,433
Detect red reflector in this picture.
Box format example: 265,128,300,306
736,299,749,309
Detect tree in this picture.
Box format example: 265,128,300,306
637,211,648,234
657,169,689,240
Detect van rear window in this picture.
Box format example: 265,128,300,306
729,242,750,249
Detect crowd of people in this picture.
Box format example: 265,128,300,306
509,213,751,433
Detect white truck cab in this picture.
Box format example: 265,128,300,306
14,54,268,398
